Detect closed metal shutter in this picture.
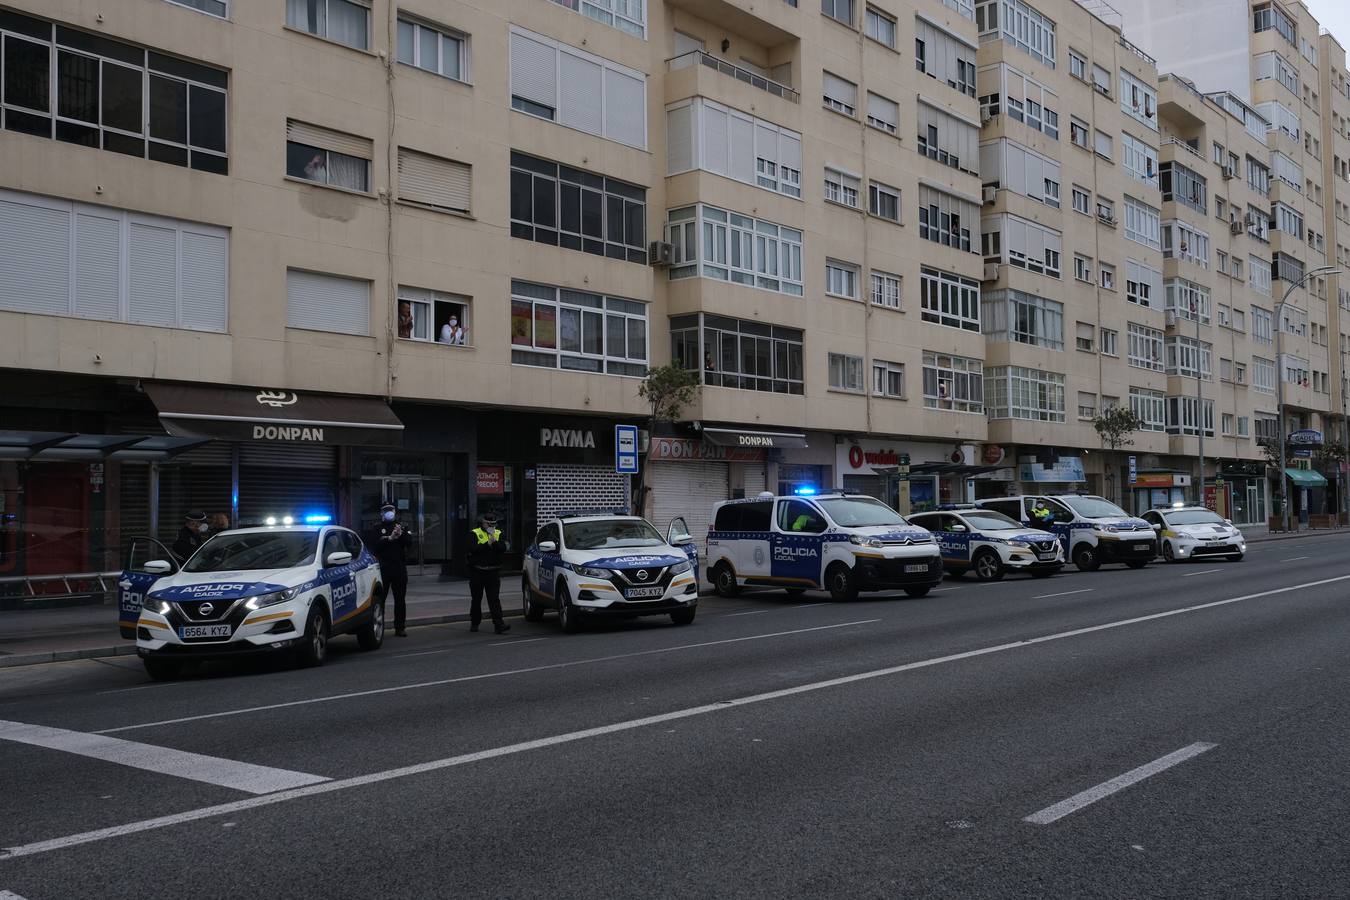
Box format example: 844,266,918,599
286,120,373,160
743,464,766,497
239,445,337,525
535,464,629,521
649,461,728,552
286,269,370,336
398,148,471,213
509,30,557,109
157,443,232,542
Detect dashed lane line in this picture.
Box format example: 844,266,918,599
1033,588,1094,600
1023,742,1218,825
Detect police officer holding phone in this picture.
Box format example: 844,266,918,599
467,513,509,634
367,502,413,637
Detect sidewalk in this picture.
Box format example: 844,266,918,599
1,527,1344,668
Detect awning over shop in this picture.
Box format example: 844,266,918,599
0,431,210,461
1284,467,1327,488
701,427,808,450
907,463,1008,477
144,382,404,447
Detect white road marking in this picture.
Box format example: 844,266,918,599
0,719,328,795
791,603,828,609
1023,742,1218,825
96,620,881,735
723,610,770,617
1283,556,1311,561
1,890,30,899
1033,588,1094,600
8,574,1349,861
1180,569,1224,577
489,637,548,647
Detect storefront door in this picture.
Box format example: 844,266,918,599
360,476,426,575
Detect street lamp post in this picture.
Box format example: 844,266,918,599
1276,265,1342,534
1194,297,1205,506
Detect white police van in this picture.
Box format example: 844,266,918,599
908,507,1064,581
522,511,699,633
123,523,384,680
706,492,944,601
974,494,1156,571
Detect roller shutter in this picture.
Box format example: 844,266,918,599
238,444,337,525
535,464,630,521
648,461,728,554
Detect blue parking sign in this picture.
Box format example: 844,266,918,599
615,424,639,474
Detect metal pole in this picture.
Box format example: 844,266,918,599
1343,347,1349,525
1195,300,1205,506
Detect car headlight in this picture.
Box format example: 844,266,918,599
245,587,298,610
576,565,612,579
143,596,171,615
849,535,884,548
1008,540,1031,549
670,560,693,575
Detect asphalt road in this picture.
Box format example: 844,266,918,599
2,532,1350,899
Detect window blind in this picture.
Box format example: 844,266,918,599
398,148,472,212
286,120,373,160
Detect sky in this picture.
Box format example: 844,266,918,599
1304,0,1350,65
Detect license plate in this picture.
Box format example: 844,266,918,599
1037,552,1057,561
180,624,232,639
1134,543,1151,551
904,564,929,573
625,586,665,599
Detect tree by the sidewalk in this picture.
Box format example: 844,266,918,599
1092,406,1143,503
633,363,700,515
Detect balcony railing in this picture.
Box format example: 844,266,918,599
1162,137,1204,161
666,50,798,103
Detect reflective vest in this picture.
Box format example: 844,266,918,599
473,527,500,544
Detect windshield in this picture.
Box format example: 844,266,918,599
1060,496,1129,519
816,497,908,527
563,519,666,551
963,511,1022,531
1166,510,1226,525
183,532,318,572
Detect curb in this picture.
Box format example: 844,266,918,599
1245,528,1350,544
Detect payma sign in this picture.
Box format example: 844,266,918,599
540,428,596,448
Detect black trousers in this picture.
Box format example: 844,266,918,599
385,571,408,631
469,569,504,628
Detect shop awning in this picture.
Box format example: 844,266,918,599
907,462,1009,477
1284,467,1327,487
701,428,808,450
144,382,404,447
0,431,210,460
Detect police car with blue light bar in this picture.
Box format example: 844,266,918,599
123,522,384,680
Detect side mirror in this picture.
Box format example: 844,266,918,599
949,523,967,533
1224,518,1233,525
1150,523,1162,532
672,533,694,545
326,551,353,567
538,541,558,553
143,559,173,575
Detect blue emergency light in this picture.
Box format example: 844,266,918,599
792,486,817,496
304,513,333,524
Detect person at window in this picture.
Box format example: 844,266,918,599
207,513,231,536
704,351,717,372
172,510,209,562
790,509,814,531
439,315,466,345
303,153,327,183
398,301,414,339
1029,500,1054,527
467,513,509,634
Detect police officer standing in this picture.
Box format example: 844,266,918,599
467,513,509,634
172,510,209,562
367,502,412,637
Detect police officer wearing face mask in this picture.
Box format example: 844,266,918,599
366,503,413,637
172,510,209,562
467,513,509,634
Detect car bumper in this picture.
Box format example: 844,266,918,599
134,603,308,658
853,555,945,590
571,575,699,616
1171,538,1245,558
1097,536,1158,561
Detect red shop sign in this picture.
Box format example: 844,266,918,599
476,466,504,495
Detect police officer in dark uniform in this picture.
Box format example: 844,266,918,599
467,513,509,634
366,502,412,637
172,510,209,562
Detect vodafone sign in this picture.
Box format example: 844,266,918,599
846,445,902,470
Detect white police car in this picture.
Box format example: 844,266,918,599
522,512,699,632
706,492,944,602
126,524,384,679
975,494,1156,571
1141,506,1246,563
908,507,1064,581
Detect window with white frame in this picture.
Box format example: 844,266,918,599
923,352,984,412
1072,186,1090,215
399,147,472,214
1070,117,1089,149
1076,322,1094,351
1237,415,1250,437
1122,133,1158,186
1129,387,1165,431
664,205,803,296
1249,257,1272,296
985,366,1066,421
942,0,976,20
1246,156,1271,196
1254,50,1298,95
1252,306,1273,344
510,280,648,376
915,17,977,97
1253,3,1296,45
1078,391,1097,419
824,167,861,208
1166,397,1215,436
1281,354,1309,386
286,120,371,192
665,99,803,199
865,5,897,47
287,269,370,336
548,0,645,37
1126,260,1161,308
398,286,471,346
1162,220,1209,268
822,0,854,27
1074,254,1091,282
1069,50,1086,80
670,313,803,393
1252,356,1276,393
1091,63,1111,95
981,289,1063,349
1165,336,1212,379
1097,196,1115,223
1099,262,1115,290
918,101,980,174
1119,69,1157,129
1273,202,1303,239
866,93,899,134
919,185,978,252
982,213,1061,277
871,271,902,309
1256,99,1300,139
1094,129,1113,159
869,181,901,222
826,260,860,299
976,0,1056,68
828,352,865,392
823,70,858,116
397,16,470,82
1122,197,1160,250
979,139,1060,207
287,0,370,49
1232,307,1246,331
0,188,228,331
920,266,981,332
509,27,646,150
1127,323,1164,371
1160,161,1206,212
873,360,906,398
1164,278,1210,323
1100,328,1118,356
978,63,1059,138
1247,204,1270,242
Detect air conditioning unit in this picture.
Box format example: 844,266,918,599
1222,165,1236,180
982,185,998,205
1166,311,1179,328
983,263,1001,281
648,240,674,266
1231,220,1245,235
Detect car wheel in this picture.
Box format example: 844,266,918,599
1162,541,1176,563
670,608,696,625
522,577,544,622
556,582,582,634
1072,543,1100,572
826,563,858,603
356,594,385,651
296,606,329,667
904,586,931,598
972,549,1004,582
143,658,182,681
712,562,739,598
